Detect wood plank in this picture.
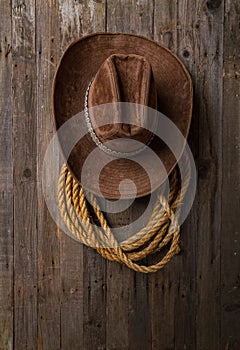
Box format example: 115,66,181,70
0,1,13,349
59,0,105,40
64,2,109,349
105,197,133,350
11,1,38,348
176,1,224,349
149,267,177,350
128,259,152,350
106,2,154,350
154,0,178,50
194,19,223,350
150,2,179,350
172,1,198,349
57,1,107,349
221,1,240,349
107,0,154,37
36,1,61,349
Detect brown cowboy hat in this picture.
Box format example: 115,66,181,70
53,33,193,199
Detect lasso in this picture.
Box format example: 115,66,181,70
58,154,191,273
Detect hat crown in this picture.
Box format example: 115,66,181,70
88,53,158,153
53,33,193,199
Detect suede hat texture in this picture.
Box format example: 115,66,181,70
53,33,193,199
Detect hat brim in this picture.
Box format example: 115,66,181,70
53,33,193,199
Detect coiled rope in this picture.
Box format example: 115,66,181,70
57,155,191,273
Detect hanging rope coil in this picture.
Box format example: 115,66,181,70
57,156,191,273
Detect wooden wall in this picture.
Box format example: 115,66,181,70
0,0,239,349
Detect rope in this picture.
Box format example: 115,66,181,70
57,156,191,273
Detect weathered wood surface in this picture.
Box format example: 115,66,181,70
0,0,239,349
0,1,13,349
11,1,38,349
221,1,240,349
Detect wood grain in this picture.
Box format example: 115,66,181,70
0,1,13,349
106,2,154,349
0,0,239,349
62,2,109,350
174,3,198,348
107,0,154,37
36,1,61,349
150,3,179,350
12,0,38,349
221,1,240,349
190,1,224,348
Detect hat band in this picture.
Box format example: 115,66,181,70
84,81,154,158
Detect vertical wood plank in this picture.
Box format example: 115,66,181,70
128,246,152,350
173,4,197,344
150,2,179,350
36,1,61,349
59,0,105,40
106,2,154,350
194,11,223,350
172,2,197,349
0,1,13,349
105,197,133,350
57,1,107,349
176,1,224,349
107,0,154,37
154,0,178,50
221,1,240,349
12,0,38,349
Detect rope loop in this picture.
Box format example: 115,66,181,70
57,156,191,273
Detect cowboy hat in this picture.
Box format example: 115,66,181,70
53,33,193,199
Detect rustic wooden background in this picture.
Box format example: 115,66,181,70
0,0,240,349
